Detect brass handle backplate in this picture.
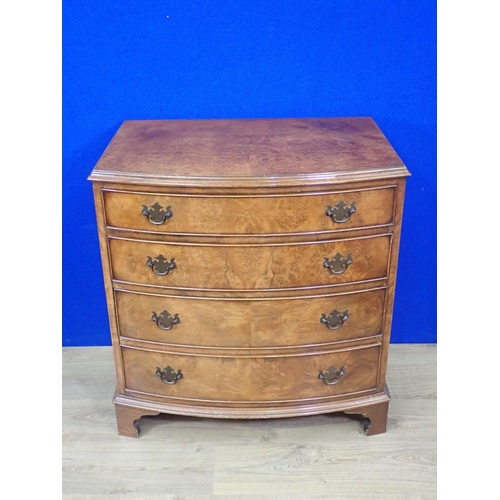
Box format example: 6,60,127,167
142,202,173,225
147,255,176,276
318,366,345,385
320,310,349,330
156,366,183,384
325,201,356,223
323,253,353,275
151,310,180,330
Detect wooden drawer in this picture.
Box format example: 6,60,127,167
103,187,395,235
116,288,385,347
122,344,380,403
109,234,391,290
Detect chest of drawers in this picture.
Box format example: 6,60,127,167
88,117,410,437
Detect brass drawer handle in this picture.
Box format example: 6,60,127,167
151,310,180,330
323,253,352,274
320,310,349,330
142,202,173,225
318,366,345,385
325,201,356,223
146,255,176,276
156,366,183,384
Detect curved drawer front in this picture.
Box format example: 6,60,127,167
122,345,380,403
104,188,395,235
116,288,385,347
109,235,390,290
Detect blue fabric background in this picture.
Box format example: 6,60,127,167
63,1,436,346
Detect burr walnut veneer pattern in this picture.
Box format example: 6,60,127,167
89,117,410,437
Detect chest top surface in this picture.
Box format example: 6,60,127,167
88,117,409,187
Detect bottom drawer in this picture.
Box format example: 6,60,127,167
122,344,380,404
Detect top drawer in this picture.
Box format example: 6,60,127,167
103,187,395,235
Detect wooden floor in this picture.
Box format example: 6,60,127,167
62,344,436,499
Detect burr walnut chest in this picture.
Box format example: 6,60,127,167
88,117,410,437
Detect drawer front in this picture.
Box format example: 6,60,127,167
103,188,395,235
109,235,390,290
122,345,380,402
116,288,385,347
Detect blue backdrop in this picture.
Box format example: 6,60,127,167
63,1,436,346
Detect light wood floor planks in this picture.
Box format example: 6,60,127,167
62,344,436,499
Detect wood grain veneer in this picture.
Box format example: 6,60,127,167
103,186,395,235
121,344,381,403
108,234,391,290
115,288,385,348
89,117,410,437
88,118,408,187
